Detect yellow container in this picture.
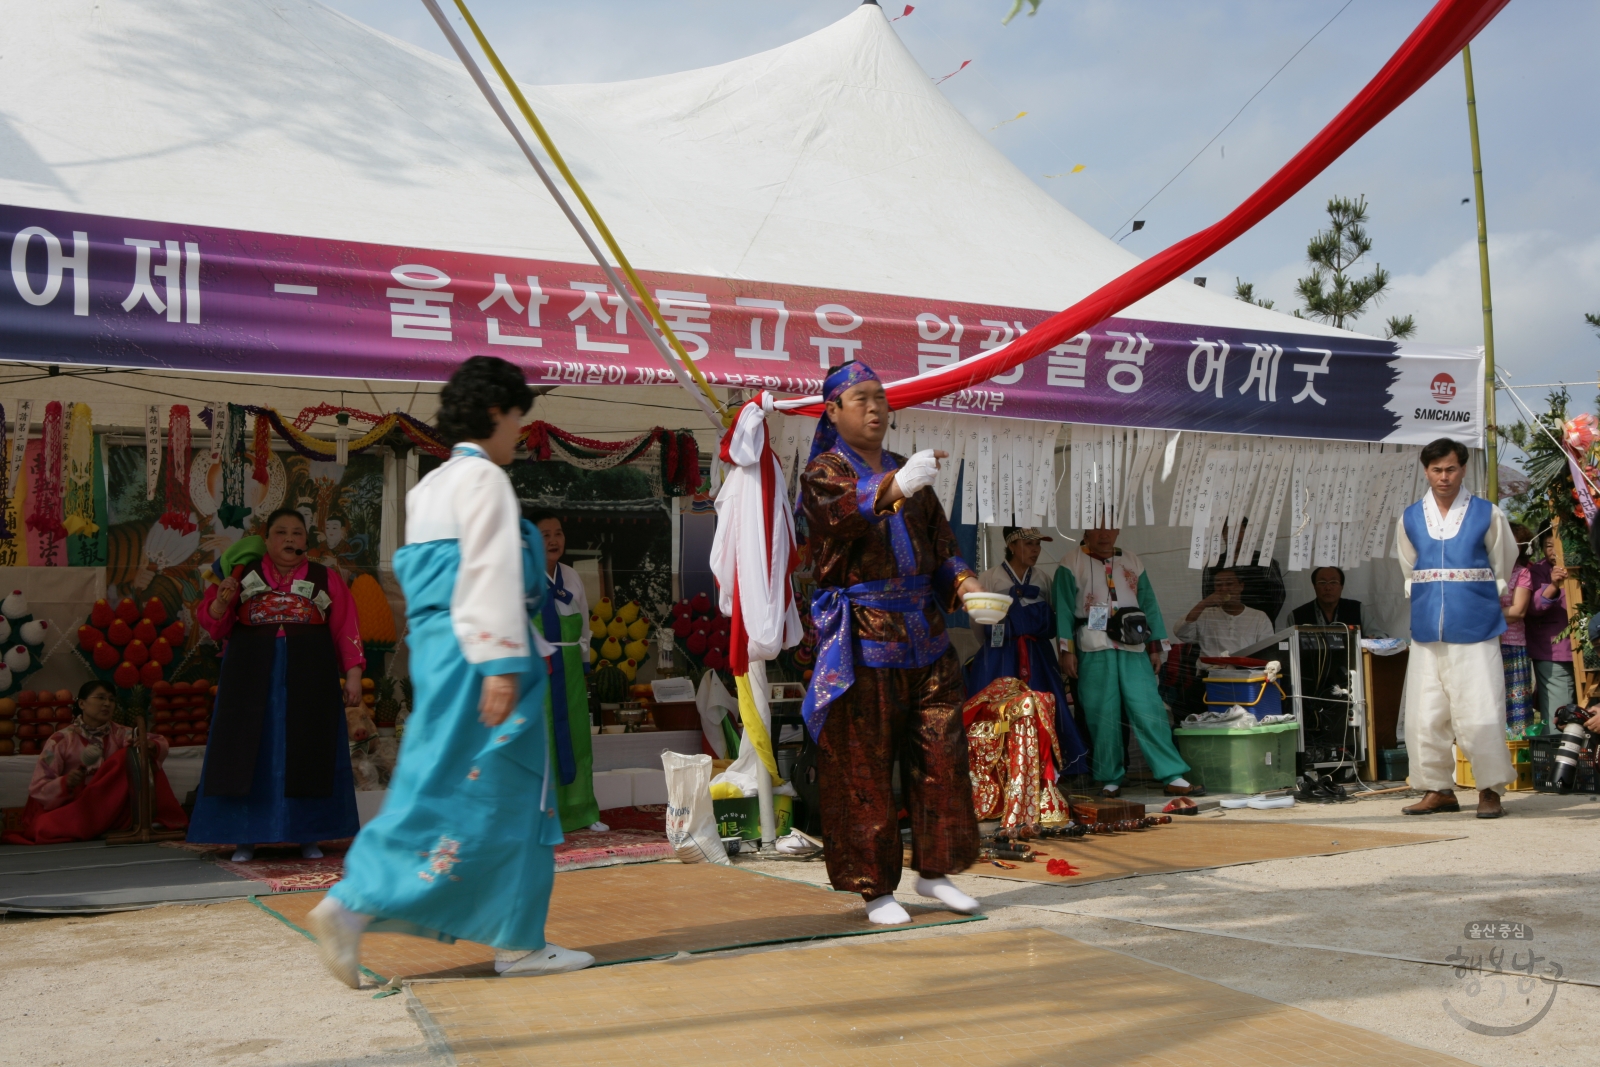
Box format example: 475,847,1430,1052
1454,741,1534,791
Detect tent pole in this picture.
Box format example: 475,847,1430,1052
417,0,724,430
1463,44,1498,502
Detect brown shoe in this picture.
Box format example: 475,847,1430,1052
1402,789,1461,815
1476,789,1503,819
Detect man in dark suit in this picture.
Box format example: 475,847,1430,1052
1289,566,1384,636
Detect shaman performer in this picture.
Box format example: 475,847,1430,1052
799,360,984,925
189,509,364,861
1397,437,1517,819
309,356,592,983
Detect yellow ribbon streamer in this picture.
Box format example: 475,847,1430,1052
733,673,783,785
451,0,730,426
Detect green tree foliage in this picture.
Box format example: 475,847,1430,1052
1384,314,1417,340
1234,279,1274,309
1295,195,1416,335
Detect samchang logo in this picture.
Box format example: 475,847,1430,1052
1416,371,1472,423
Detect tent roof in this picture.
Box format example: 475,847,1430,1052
1,0,1349,339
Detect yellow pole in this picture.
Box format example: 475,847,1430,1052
452,0,730,425
1463,45,1497,502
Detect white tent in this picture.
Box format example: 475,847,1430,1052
3,0,1334,335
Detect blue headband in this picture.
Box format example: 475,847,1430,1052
806,361,882,468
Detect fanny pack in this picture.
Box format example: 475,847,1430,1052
1076,609,1154,646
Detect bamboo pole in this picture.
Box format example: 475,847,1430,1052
1463,45,1498,502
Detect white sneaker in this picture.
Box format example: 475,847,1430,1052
306,896,367,989
1247,795,1295,809
495,943,596,976
913,875,982,914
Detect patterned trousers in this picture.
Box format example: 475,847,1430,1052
817,649,980,899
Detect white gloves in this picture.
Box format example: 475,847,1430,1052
894,449,940,498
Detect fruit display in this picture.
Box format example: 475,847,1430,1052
76,596,187,695
2,689,78,756
588,599,657,683
592,661,628,704
148,679,216,747
669,592,733,672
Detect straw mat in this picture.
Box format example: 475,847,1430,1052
977,818,1460,884
407,926,1471,1067
256,861,979,980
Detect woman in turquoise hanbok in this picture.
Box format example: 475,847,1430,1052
308,357,594,983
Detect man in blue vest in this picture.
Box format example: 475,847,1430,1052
1396,438,1517,819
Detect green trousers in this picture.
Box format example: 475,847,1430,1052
1076,648,1190,786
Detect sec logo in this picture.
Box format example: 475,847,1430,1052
1431,373,1456,405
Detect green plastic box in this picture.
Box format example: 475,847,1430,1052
713,794,794,840
1172,722,1299,795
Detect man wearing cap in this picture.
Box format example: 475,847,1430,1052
1053,527,1199,799
800,360,985,926
966,527,1088,775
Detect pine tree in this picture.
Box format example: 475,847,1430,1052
1233,279,1274,309
1295,195,1416,334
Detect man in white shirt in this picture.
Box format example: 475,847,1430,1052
1175,568,1275,657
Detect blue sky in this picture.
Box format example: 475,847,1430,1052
323,0,1600,405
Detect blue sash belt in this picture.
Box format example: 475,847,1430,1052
800,574,947,740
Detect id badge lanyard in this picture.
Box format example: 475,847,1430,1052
1086,557,1119,632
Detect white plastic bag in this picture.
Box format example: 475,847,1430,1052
661,751,729,865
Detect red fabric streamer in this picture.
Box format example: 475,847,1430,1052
786,0,1509,416
26,401,66,542
157,405,196,534
252,412,271,486
1045,858,1079,877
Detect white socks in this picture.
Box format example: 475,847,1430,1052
864,894,911,925
301,843,324,859
1168,777,1192,789
586,821,610,832
914,876,981,914
231,846,254,863
494,944,596,976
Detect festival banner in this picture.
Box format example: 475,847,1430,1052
2,203,1482,445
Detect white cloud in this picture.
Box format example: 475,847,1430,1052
1385,231,1600,386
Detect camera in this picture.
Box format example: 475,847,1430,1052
1550,704,1599,794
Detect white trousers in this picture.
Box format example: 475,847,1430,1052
1405,639,1513,792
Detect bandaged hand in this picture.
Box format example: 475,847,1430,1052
894,449,941,497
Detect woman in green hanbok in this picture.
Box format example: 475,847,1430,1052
307,357,594,983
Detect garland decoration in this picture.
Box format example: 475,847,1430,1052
27,400,66,543
63,402,97,539
246,406,449,461
217,403,250,530
157,404,196,534
522,421,700,495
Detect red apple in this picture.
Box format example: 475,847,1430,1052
153,710,172,723
16,706,34,723
152,679,173,695
19,739,38,755
16,690,35,706
54,706,72,723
